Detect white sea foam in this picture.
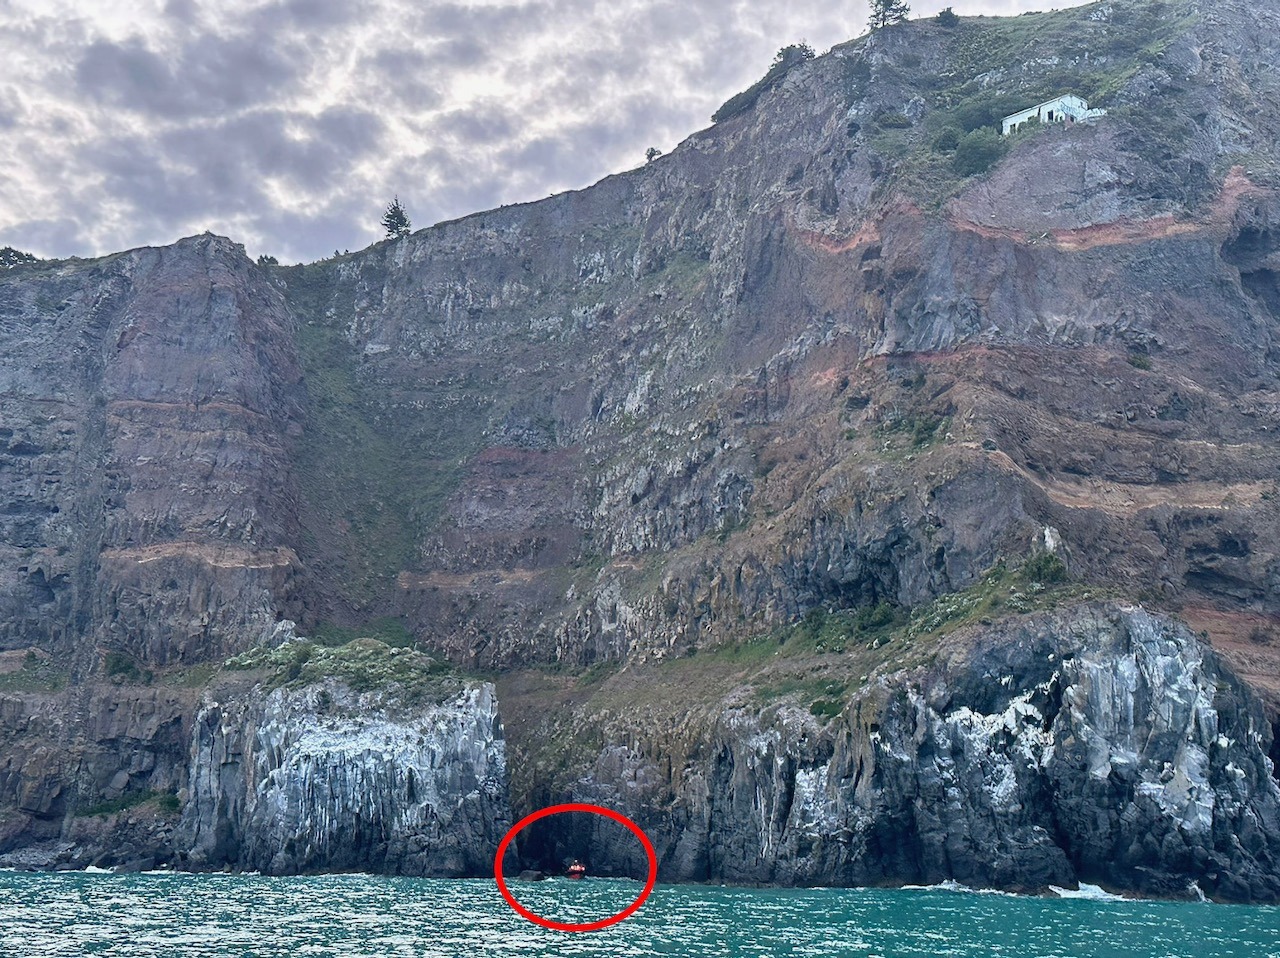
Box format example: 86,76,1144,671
901,879,1020,897
1049,883,1128,901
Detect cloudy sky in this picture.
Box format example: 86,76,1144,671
0,0,1055,264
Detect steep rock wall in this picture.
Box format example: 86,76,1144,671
528,605,1280,902
0,234,302,670
179,676,509,876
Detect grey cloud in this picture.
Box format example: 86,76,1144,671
155,108,385,194
435,105,518,147
163,0,201,23
0,86,19,129
368,47,431,73
76,39,177,111
248,195,377,263
75,30,304,118
416,1,552,41
79,105,384,251
89,136,229,231
497,131,607,190
272,0,371,29
393,148,520,227
360,49,443,110
0,215,95,258
0,9,90,53
466,92,700,206
423,34,492,69
167,31,306,111
311,106,386,154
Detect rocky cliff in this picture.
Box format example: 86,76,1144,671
519,603,1280,902
178,641,509,876
2,0,1280,900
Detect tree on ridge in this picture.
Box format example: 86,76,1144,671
869,0,910,30
382,197,411,239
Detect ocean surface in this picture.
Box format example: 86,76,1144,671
2,871,1278,957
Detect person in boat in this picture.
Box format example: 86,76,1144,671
566,859,587,879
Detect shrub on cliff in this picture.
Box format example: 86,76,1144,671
381,196,411,238
869,0,910,30
952,128,1007,175
1022,552,1068,584
712,43,815,123
932,127,961,151
874,109,913,129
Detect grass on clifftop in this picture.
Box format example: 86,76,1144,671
224,637,457,705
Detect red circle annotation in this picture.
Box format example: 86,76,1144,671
492,802,658,932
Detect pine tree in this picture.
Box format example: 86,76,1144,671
868,0,910,30
381,196,411,239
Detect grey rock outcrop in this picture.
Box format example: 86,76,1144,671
538,605,1280,902
180,679,509,876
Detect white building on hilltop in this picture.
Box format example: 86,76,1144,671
1001,94,1106,135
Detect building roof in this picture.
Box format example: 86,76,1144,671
1001,94,1090,123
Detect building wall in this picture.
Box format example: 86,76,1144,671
1001,95,1096,135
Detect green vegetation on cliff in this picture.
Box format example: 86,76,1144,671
225,637,456,705
713,43,816,123
284,263,493,609
850,0,1203,205
0,651,66,693
78,790,180,818
628,555,1090,724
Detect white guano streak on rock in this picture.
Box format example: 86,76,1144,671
184,680,506,873
936,675,1058,810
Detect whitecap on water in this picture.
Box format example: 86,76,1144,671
1049,883,1128,901
900,879,1019,897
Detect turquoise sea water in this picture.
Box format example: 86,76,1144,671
2,871,1278,957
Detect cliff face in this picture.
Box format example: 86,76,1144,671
0,235,302,669
179,667,509,876
0,234,302,862
523,604,1280,902
1,0,1280,900
267,0,1280,685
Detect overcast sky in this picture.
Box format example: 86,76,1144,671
0,0,1057,264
